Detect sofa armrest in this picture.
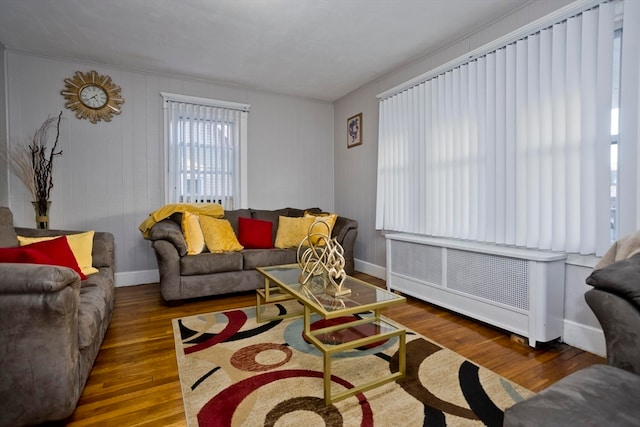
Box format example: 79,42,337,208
0,263,82,425
0,263,81,294
585,288,640,375
332,216,358,244
332,216,358,275
148,219,188,257
152,240,183,301
92,231,115,269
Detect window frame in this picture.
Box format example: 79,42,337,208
161,92,250,209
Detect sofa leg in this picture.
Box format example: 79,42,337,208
165,299,185,307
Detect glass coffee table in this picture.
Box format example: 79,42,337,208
256,264,406,404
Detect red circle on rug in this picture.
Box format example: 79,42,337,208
306,316,389,349
231,343,292,372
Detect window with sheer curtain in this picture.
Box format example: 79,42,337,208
375,1,638,257
162,93,249,210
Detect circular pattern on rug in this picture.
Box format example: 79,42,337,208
197,369,374,426
231,343,292,372
284,316,397,358
264,397,343,427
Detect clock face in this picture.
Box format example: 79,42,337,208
80,85,108,109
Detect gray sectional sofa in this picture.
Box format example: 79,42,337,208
148,207,358,303
0,207,115,426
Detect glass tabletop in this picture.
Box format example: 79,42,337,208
257,264,405,316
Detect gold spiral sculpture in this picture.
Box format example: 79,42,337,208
297,219,350,297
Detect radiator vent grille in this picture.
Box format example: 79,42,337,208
447,249,529,310
390,240,442,286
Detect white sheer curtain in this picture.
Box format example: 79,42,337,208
376,3,615,255
162,93,249,209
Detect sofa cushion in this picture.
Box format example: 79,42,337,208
242,248,298,270
180,251,244,275
274,215,315,248
251,208,290,243
78,271,114,349
199,217,244,253
238,217,274,249
503,365,640,427
223,209,252,236
0,207,18,248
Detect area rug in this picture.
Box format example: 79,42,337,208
172,302,533,426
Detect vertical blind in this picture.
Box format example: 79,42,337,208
376,2,615,256
163,94,249,210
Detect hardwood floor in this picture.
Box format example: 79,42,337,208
67,273,605,426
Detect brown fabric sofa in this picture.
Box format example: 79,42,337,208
0,207,115,426
147,207,358,302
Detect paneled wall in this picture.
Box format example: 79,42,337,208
5,51,334,285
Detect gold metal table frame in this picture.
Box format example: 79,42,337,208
256,264,406,405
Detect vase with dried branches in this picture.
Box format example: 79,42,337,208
1,111,63,229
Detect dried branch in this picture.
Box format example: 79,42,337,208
0,111,63,213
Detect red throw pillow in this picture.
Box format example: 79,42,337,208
0,247,55,264
20,236,87,280
238,216,274,249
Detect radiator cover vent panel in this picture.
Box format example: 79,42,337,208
385,234,566,347
447,249,529,310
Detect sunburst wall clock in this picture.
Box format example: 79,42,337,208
61,70,124,124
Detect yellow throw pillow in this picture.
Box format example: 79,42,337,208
305,213,338,245
182,211,206,255
274,215,315,248
199,216,244,253
18,231,99,276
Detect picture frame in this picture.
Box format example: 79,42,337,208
347,113,363,148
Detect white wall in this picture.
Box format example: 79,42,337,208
5,51,334,286
333,0,610,355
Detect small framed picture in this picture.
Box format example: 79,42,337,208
347,113,363,148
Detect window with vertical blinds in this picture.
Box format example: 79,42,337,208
162,93,249,210
376,1,626,256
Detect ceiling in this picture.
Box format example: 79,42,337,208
0,0,531,102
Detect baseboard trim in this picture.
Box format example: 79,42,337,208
115,269,159,287
562,319,605,357
354,259,386,280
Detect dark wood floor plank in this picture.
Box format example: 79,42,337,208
66,273,605,425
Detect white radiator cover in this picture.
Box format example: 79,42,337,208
385,233,567,347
